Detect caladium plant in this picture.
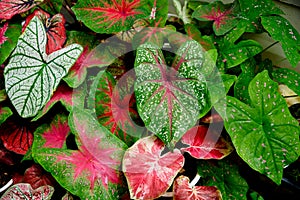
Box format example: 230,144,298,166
0,0,299,199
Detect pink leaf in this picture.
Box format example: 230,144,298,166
122,136,185,199
180,126,233,159
0,0,42,20
23,164,56,189
173,175,222,200
22,9,66,54
0,23,8,46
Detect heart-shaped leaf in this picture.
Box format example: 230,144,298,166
197,159,249,200
122,135,185,199
33,108,128,200
23,164,56,189
134,41,208,147
72,0,147,33
180,125,233,159
216,70,300,184
0,0,42,20
173,175,222,200
4,16,83,118
1,183,54,200
0,22,22,65
22,9,66,54
261,15,300,67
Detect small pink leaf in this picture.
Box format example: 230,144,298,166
1,183,54,200
0,23,8,46
22,9,66,54
122,136,185,199
173,175,222,200
180,126,233,159
23,164,56,189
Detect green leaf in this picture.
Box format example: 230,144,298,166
272,68,300,96
4,17,83,118
0,22,22,65
0,106,13,126
40,0,63,14
172,0,192,24
261,15,300,67
197,158,249,200
72,0,148,34
134,41,208,147
216,71,300,184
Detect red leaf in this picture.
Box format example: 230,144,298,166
23,164,56,189
22,9,66,54
0,119,34,155
122,136,185,199
0,23,8,46
173,175,222,200
180,126,233,159
42,116,70,148
0,0,41,20
0,144,14,165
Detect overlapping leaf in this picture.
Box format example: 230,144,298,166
4,17,83,118
173,175,222,200
23,164,56,189
272,69,300,96
72,0,147,33
134,41,208,147
180,125,233,159
122,136,185,199
33,108,127,200
216,71,300,184
0,0,43,20
261,15,300,67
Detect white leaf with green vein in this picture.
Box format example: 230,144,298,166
4,16,83,118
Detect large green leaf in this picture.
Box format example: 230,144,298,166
272,68,300,96
134,41,208,147
4,16,83,118
216,71,300,184
261,15,300,67
197,159,249,200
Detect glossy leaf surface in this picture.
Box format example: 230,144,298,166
122,136,184,199
0,106,13,126
216,71,300,184
272,68,300,96
4,17,83,118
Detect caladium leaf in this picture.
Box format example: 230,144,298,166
172,0,191,24
32,114,70,151
216,71,300,184
272,68,300,96
173,175,222,200
134,41,208,147
89,71,140,145
0,0,43,20
4,16,83,118
72,0,147,34
32,83,86,121
0,22,22,65
23,164,56,189
261,15,300,67
0,106,13,126
192,1,238,36
22,9,66,54
0,183,54,200
122,135,185,199
180,125,233,159
197,159,249,200
33,108,127,200
0,118,35,155
40,0,63,15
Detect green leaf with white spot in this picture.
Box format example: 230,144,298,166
272,68,300,96
261,15,300,67
134,41,208,147
4,16,83,118
216,70,300,185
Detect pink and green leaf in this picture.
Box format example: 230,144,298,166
0,22,22,65
173,175,222,200
33,108,127,199
192,1,239,35
72,0,148,33
122,135,185,199
180,125,233,159
1,183,54,200
39,0,63,15
0,0,42,20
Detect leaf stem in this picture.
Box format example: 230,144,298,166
0,179,13,193
161,192,174,197
189,173,201,187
